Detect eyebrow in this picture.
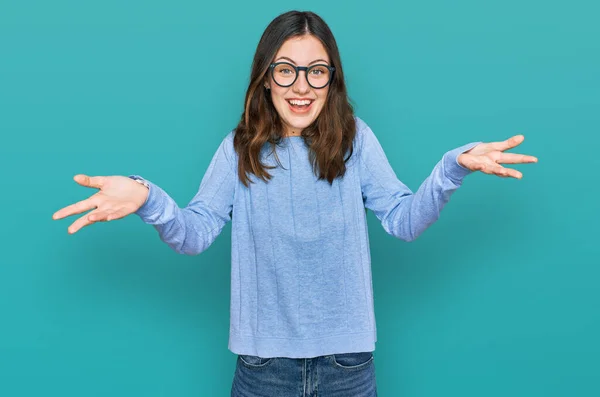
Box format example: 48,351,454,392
274,56,330,66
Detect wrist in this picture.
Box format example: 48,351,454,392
130,176,149,189
128,175,150,209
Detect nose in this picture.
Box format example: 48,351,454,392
292,70,310,94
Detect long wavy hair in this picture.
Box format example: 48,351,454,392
233,10,356,187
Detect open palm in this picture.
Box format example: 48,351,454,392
52,174,149,234
458,135,538,179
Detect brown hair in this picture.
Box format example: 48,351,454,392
233,10,356,187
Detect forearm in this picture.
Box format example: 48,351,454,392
135,181,227,255
381,142,480,241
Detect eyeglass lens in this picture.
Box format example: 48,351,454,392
272,63,331,88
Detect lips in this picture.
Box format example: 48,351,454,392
286,98,314,114
286,99,314,106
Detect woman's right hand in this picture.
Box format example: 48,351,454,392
52,174,150,234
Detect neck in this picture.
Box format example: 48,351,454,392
284,127,302,137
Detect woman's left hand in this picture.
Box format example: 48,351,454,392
457,135,538,179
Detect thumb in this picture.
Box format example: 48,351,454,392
74,174,105,189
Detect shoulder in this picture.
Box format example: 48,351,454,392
352,116,377,154
220,130,238,164
354,115,369,133
223,129,235,146
205,130,238,171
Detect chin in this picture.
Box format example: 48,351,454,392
288,120,313,130
283,110,323,132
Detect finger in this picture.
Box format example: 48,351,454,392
496,152,538,164
88,209,119,222
67,210,100,234
52,198,97,220
493,166,523,179
74,174,106,189
105,208,130,221
471,162,523,179
490,135,525,152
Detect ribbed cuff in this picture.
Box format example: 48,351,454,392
128,175,164,222
442,142,482,183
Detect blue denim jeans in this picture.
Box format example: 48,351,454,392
230,351,377,397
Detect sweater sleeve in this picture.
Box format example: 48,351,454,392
129,132,236,255
357,120,480,241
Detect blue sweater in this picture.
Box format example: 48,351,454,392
130,117,479,358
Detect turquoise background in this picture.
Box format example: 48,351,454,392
1,0,598,395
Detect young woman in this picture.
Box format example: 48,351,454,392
52,10,537,397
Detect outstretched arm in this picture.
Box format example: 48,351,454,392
358,122,537,242
131,133,236,255
358,121,478,241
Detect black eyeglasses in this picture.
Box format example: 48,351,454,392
269,62,335,89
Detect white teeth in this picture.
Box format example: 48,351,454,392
288,99,312,106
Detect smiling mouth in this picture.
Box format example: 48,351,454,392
286,99,313,108
286,99,314,114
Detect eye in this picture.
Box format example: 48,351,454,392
274,64,295,75
309,66,328,76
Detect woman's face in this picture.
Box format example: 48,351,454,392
266,35,331,136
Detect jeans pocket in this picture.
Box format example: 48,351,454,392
332,351,374,369
238,354,274,369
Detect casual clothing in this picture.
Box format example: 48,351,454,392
130,116,479,359
231,352,377,397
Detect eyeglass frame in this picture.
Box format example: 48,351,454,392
268,62,336,89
